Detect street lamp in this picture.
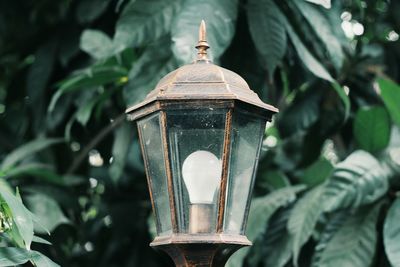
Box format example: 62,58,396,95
126,20,278,267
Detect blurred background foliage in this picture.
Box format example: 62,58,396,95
0,0,400,266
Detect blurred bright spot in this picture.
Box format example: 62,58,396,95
84,242,94,252
341,21,354,39
264,136,278,148
352,22,364,36
103,215,112,227
89,177,98,188
387,30,399,42
390,148,400,166
118,76,128,84
322,139,339,164
0,104,5,114
343,85,350,96
89,150,104,166
71,141,80,152
340,11,352,21
109,156,114,164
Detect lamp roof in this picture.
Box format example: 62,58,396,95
126,20,278,115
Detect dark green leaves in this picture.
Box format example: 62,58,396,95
384,197,400,267
378,78,400,127
247,0,287,79
171,0,237,63
353,106,390,152
80,30,114,59
315,203,382,267
113,0,182,52
323,150,389,212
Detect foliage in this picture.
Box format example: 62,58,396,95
1,0,400,266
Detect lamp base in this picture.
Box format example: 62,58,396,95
151,234,251,267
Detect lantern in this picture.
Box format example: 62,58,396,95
126,21,278,266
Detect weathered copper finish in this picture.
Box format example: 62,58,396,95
126,21,278,267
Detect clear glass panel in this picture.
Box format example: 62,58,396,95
137,113,172,236
223,110,265,234
167,109,226,233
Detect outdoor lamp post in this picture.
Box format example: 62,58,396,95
126,21,278,267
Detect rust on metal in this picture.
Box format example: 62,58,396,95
217,109,232,232
160,111,178,232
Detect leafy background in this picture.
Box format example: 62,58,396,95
1,0,400,266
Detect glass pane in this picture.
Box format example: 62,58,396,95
137,113,172,236
167,109,226,233
223,110,265,234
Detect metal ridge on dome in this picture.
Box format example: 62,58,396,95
125,20,278,116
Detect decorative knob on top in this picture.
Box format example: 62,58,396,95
195,20,210,60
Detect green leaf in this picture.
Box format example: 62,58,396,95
353,106,390,152
293,0,343,70
0,138,63,171
300,157,334,187
76,0,110,24
80,30,113,59
123,40,179,106
171,0,238,63
26,194,69,234
316,203,382,267
331,82,350,120
284,19,333,82
378,78,400,127
113,0,182,52
264,208,295,267
311,211,348,266
109,123,132,182
226,185,305,267
247,0,287,79
30,251,60,267
0,184,34,249
0,247,31,266
259,170,291,190
306,0,331,9
32,236,52,245
323,150,389,212
288,185,324,266
1,163,64,185
384,197,400,267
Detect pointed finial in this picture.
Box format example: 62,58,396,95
195,20,210,60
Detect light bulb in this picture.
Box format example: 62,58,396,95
182,150,222,204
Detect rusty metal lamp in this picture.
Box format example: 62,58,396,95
126,21,278,267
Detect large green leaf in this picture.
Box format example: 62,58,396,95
288,185,324,266
123,39,179,106
293,0,343,70
30,251,60,267
306,0,331,8
0,185,33,249
323,150,389,212
113,0,182,52
264,208,295,267
171,0,238,63
300,157,333,187
26,194,69,234
0,247,31,266
226,185,305,267
316,203,382,267
378,78,400,127
384,197,400,267
284,19,333,82
311,211,348,267
0,138,63,171
353,106,390,152
80,30,113,59
247,0,287,79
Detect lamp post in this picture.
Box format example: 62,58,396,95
126,21,278,267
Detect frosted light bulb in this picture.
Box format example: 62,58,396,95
182,150,222,204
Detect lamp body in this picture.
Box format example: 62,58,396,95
126,30,277,266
